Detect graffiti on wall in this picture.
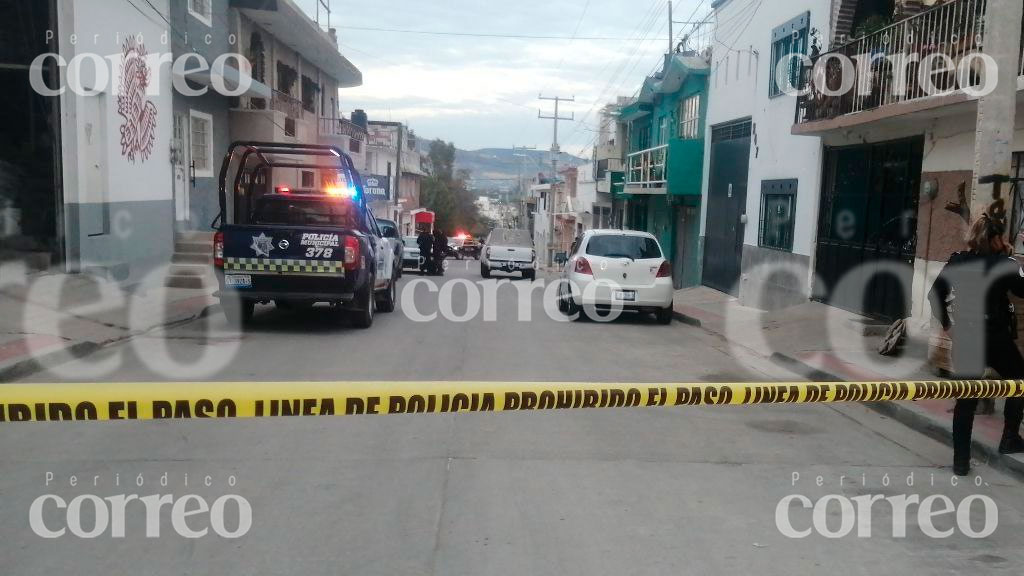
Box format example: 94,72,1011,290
117,38,158,163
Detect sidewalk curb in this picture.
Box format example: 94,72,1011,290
671,311,702,328
771,352,1024,481
0,342,102,383
0,302,219,383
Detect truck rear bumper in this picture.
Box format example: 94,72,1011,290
215,269,367,304
215,290,356,303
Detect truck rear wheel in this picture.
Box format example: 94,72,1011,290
376,277,397,313
222,298,254,328
350,279,375,329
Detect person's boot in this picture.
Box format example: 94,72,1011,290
953,459,971,477
998,434,1024,455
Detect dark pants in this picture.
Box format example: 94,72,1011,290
952,335,1024,464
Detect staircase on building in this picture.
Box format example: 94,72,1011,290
167,231,215,289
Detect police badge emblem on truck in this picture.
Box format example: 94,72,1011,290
251,233,275,258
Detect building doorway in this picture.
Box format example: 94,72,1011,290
814,137,923,319
702,119,752,295
0,0,62,270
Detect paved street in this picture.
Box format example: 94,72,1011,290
2,265,1024,574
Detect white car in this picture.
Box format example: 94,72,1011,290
558,230,675,324
481,228,537,280
402,236,421,271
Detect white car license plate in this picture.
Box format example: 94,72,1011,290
225,274,252,288
614,290,636,302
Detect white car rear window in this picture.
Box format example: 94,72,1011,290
586,235,662,260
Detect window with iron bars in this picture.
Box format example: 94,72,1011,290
759,179,798,252
678,95,701,140
769,12,810,98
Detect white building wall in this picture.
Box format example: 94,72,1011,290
700,0,832,307
58,0,175,280
575,163,597,230
702,0,830,256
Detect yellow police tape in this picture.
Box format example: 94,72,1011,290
1,380,1023,422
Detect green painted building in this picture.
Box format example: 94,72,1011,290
614,53,709,289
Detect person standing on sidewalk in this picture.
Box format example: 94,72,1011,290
929,213,1024,476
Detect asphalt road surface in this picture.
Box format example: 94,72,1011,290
4,264,1024,575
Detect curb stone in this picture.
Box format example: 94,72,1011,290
0,304,219,383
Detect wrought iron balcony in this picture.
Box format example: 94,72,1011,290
795,0,1022,125
626,144,667,189
270,90,303,119
319,117,368,140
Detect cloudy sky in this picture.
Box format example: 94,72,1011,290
292,0,706,156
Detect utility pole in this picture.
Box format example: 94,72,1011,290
316,0,332,28
538,95,574,179
668,1,673,55
513,145,537,230
394,123,404,222
538,95,574,266
971,0,1024,225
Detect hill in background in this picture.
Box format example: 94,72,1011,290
414,142,587,193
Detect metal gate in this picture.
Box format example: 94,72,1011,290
814,137,923,319
702,119,752,295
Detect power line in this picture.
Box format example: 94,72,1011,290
540,0,593,95
557,1,667,146
568,0,718,155
335,24,685,41
513,0,663,147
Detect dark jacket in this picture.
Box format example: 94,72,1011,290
432,231,448,257
929,251,1024,336
417,233,433,257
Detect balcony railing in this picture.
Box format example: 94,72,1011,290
627,144,667,188
271,90,303,119
795,0,1017,124
240,90,303,118
319,117,368,141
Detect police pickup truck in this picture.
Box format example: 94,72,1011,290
212,142,397,329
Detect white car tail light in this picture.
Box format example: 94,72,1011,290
657,261,672,278
575,258,594,276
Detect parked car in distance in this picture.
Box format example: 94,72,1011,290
376,218,403,279
448,237,466,260
402,236,422,271
557,229,674,324
458,235,482,260
481,228,536,280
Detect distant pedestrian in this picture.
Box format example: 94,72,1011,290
417,229,433,275
432,229,448,275
929,213,1024,476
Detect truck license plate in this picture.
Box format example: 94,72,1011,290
225,274,252,288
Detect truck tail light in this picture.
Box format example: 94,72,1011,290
657,260,672,278
343,235,361,271
575,257,594,276
213,232,224,268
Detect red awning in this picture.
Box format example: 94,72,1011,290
414,211,435,224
